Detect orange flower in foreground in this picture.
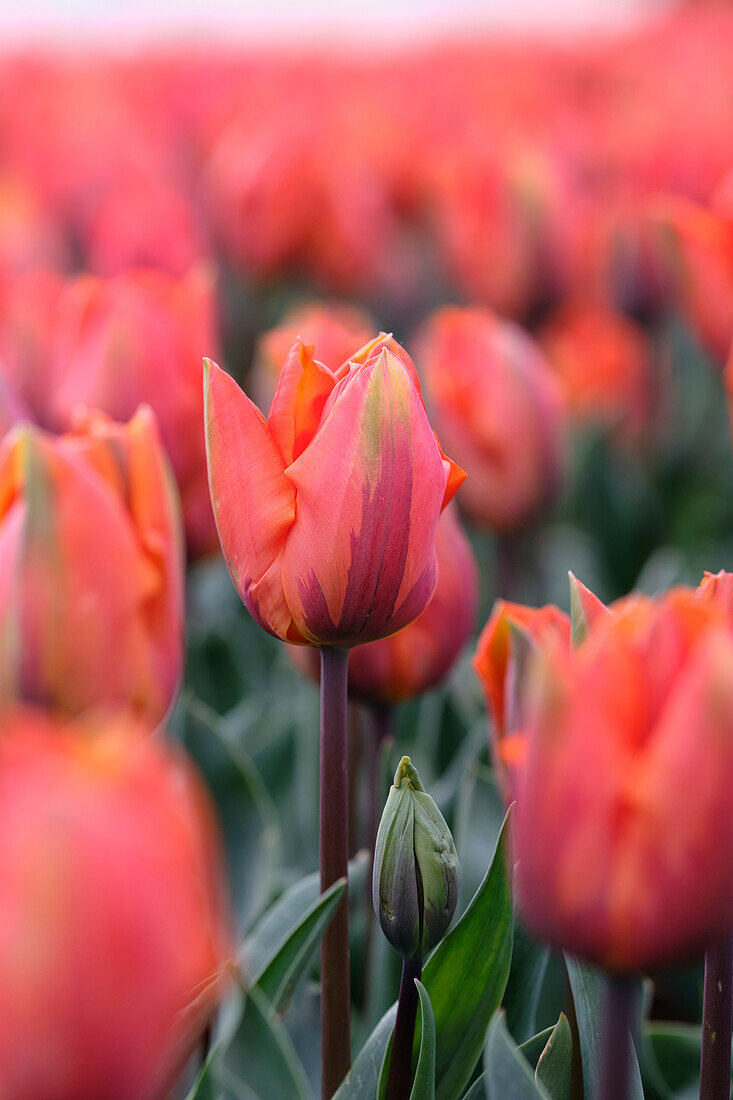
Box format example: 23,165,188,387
48,267,219,556
293,505,478,704
0,407,183,724
205,334,464,648
0,709,231,1100
516,589,733,971
417,306,566,532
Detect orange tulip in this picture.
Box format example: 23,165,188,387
473,600,571,803
516,589,733,971
0,708,231,1100
539,302,652,437
205,334,464,648
48,267,219,556
654,188,733,363
252,299,373,411
417,306,566,532
0,407,183,724
292,505,477,704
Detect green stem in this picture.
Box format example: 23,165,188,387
320,647,352,1099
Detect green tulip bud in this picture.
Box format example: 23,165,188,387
372,755,460,961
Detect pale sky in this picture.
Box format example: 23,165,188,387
0,0,675,45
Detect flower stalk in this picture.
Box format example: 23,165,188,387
700,937,733,1100
319,646,352,1099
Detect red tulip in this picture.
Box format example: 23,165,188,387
416,306,566,532
0,407,183,724
0,708,232,1100
205,334,464,647
539,302,652,438
48,267,219,556
292,505,478,704
516,589,733,971
0,268,65,427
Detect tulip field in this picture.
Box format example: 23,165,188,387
4,4,733,1099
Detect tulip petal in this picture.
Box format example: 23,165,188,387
281,349,447,646
204,359,297,640
266,341,336,466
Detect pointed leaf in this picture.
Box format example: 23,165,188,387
519,1027,555,1071
483,1012,548,1099
420,806,514,1100
534,1014,572,1100
253,876,346,1015
410,981,436,1100
462,1075,488,1099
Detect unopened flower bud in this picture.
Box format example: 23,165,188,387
372,756,460,961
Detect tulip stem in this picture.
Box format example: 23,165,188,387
700,937,733,1100
600,975,636,1100
320,646,352,1099
386,956,423,1100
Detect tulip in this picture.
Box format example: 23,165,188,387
473,599,571,803
0,267,65,428
0,707,231,1100
653,190,733,363
204,333,464,649
252,299,373,411
516,587,733,973
0,407,183,725
538,302,651,438
48,267,219,556
416,306,566,532
291,505,477,706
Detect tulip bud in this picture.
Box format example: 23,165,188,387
372,756,460,961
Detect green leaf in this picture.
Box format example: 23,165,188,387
218,984,312,1100
483,1011,548,1099
333,1004,397,1099
565,956,644,1100
410,981,436,1100
462,1075,487,1099
420,806,514,1100
251,876,346,1015
186,1043,221,1100
503,918,550,1043
646,1022,702,1093
534,1014,572,1100
519,1027,555,1070
244,852,369,980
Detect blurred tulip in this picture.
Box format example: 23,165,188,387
252,299,373,411
417,306,566,532
654,191,733,362
0,707,231,1100
0,174,68,279
0,268,64,427
205,334,464,648
539,302,652,438
49,267,219,556
696,568,733,620
85,181,206,277
473,600,571,803
291,505,477,704
516,588,733,971
0,407,183,724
